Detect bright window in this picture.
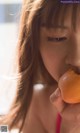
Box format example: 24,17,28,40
0,0,22,115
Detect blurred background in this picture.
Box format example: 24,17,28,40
0,0,22,115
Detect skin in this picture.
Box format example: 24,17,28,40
23,5,80,133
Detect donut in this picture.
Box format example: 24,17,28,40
58,69,80,104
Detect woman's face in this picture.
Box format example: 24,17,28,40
39,5,80,82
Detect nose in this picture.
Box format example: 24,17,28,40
65,39,80,74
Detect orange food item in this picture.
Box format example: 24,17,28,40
58,69,80,103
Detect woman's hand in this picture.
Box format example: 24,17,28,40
50,88,80,132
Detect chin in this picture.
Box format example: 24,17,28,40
54,75,63,83
50,74,59,83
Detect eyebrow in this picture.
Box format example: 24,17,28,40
41,23,69,30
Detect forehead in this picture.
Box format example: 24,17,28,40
40,3,80,32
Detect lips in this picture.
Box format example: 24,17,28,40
58,69,80,104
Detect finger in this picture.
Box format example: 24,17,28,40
50,88,66,113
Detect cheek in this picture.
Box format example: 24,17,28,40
39,44,67,80
40,42,67,66
40,47,60,74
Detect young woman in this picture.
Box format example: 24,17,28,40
1,0,80,133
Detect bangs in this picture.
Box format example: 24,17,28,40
40,1,78,31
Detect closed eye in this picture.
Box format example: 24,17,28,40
47,36,67,42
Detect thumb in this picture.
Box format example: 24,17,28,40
50,88,66,113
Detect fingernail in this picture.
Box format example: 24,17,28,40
50,88,61,102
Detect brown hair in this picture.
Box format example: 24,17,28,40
0,0,79,133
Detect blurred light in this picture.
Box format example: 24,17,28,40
0,0,22,4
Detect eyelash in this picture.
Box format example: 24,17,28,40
47,36,67,42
